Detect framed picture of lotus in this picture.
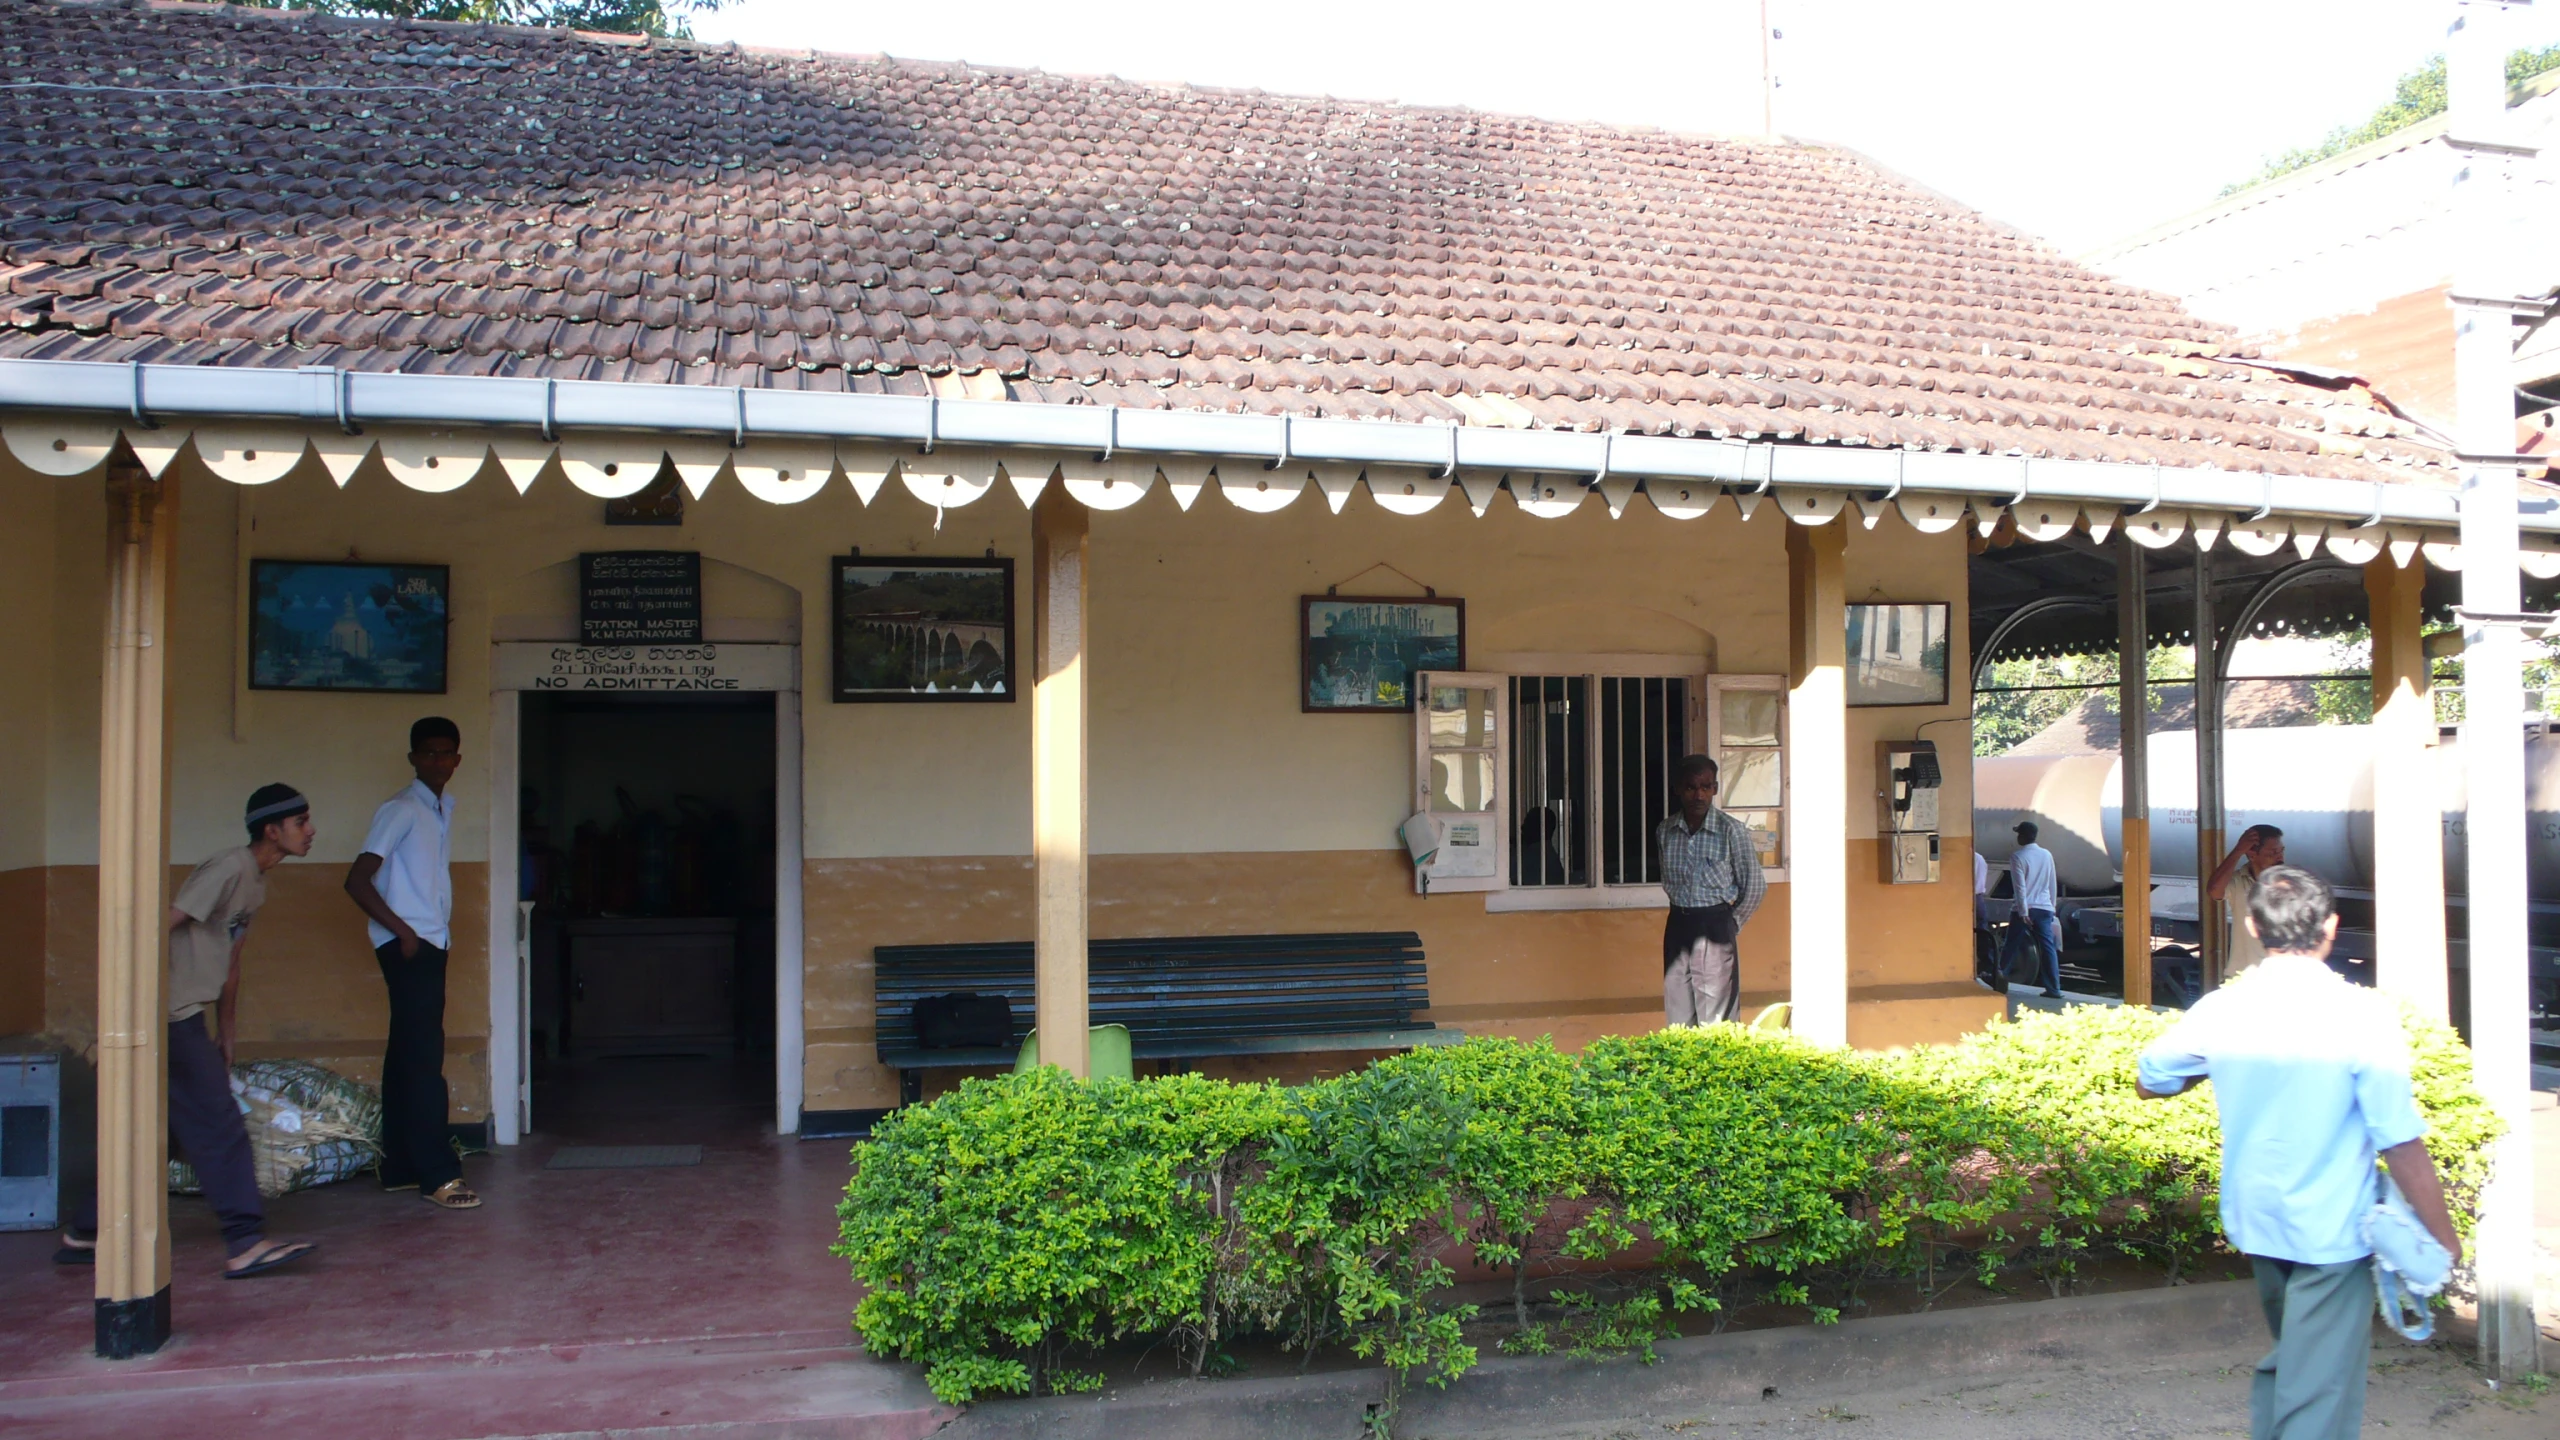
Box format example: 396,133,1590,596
831,556,1016,702
248,560,451,694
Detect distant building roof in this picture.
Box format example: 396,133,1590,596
2085,74,2560,430
0,0,2451,482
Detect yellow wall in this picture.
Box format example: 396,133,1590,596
2,439,1987,1119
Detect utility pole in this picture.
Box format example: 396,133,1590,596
2447,0,2543,1382
1759,0,1775,135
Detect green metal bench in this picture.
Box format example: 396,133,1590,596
874,931,1459,1104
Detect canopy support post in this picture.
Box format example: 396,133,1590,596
1786,520,1848,1045
95,453,175,1358
2366,556,2449,1019
1031,486,1091,1078
2117,535,2151,1009
2191,547,2227,990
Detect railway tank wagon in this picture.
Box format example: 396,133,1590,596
1975,726,2560,1023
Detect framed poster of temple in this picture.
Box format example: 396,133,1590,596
248,560,451,694
1301,595,1466,713
831,556,1016,702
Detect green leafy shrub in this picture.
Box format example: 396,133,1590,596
839,1003,2498,1404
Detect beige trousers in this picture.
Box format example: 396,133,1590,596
1664,936,1741,1026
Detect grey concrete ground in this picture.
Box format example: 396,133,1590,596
1444,1090,2560,1440
1427,1339,2548,1439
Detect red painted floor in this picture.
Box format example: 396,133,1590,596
0,1055,950,1439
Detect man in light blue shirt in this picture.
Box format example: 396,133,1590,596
2136,866,2460,1440
2005,820,2062,998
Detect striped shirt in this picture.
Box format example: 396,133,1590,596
1655,808,1768,925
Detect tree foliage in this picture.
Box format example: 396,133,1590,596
1971,645,2193,757
2228,44,2560,194
2423,630,2560,726
837,1005,2498,1406
234,0,728,39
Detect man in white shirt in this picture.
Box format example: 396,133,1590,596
2007,820,2063,998
345,716,479,1211
2137,866,2458,1440
1971,849,2000,989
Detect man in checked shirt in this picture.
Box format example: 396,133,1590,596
1654,754,1769,1025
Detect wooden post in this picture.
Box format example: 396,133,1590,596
1031,485,1090,1078
2191,547,2227,990
1786,520,1848,1045
95,454,175,1357
2366,556,2449,1019
2117,535,2152,1009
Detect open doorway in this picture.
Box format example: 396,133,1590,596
517,691,778,1143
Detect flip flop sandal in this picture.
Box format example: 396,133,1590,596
423,1180,483,1210
223,1241,316,1279
53,1246,94,1266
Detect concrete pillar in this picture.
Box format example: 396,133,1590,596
1786,520,1848,1046
95,456,175,1357
2117,535,2151,1009
2191,547,2227,989
2365,556,2449,1020
2448,0,2542,1377
1031,486,1090,1078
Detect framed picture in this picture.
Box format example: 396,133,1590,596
248,560,451,694
1845,601,1951,707
832,556,1015,702
1301,595,1466,713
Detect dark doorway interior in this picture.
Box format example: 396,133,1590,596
518,691,777,1142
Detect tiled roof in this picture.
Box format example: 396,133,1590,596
0,0,2454,483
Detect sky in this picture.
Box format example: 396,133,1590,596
693,0,2560,256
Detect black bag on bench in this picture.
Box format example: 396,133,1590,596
911,991,1013,1050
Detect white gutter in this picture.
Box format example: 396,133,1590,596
0,356,2549,534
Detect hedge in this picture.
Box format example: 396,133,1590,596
835,991,2498,1405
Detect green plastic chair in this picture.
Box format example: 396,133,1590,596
1749,1002,1793,1032
1013,1023,1134,1082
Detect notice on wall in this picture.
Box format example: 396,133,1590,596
580,551,703,644
492,642,798,694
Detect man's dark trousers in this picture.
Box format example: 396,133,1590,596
374,939,460,1191
2006,907,2064,996
2249,1256,2374,1439
78,1014,266,1256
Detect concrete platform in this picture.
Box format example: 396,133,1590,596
0,1054,951,1440
5,1050,2553,1439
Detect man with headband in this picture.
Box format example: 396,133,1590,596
58,783,320,1278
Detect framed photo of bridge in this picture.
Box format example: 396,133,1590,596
1845,601,1951,707
830,556,1015,703
1301,595,1466,713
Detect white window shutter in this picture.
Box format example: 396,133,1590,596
1708,674,1789,881
1410,671,1508,894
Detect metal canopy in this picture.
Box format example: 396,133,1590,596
1968,533,2554,665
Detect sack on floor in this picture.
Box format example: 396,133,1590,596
170,1059,383,1199
912,991,1014,1049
